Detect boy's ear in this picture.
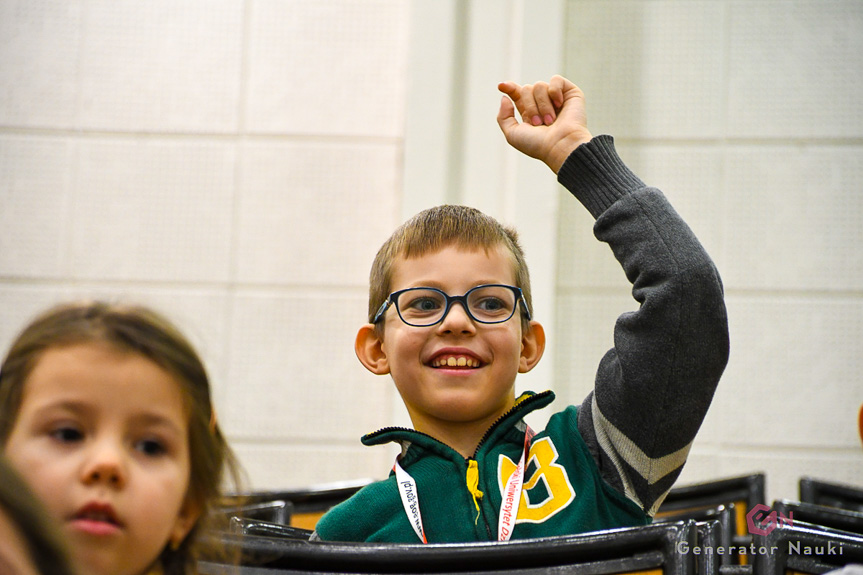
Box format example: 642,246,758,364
355,324,390,375
519,320,546,373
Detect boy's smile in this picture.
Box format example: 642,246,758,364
356,244,545,455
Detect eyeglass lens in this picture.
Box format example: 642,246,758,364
395,286,518,326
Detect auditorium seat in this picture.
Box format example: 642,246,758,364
799,478,863,514
751,523,863,575
772,500,863,537
657,474,766,567
223,478,373,530
199,520,698,575
218,500,293,526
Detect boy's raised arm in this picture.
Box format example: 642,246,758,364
498,76,729,516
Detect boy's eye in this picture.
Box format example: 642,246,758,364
50,427,84,443
475,296,507,312
403,294,444,313
414,298,441,311
135,438,167,457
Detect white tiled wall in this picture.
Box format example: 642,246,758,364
2,0,861,507
559,0,863,503
0,0,407,490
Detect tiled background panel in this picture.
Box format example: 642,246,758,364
675,446,863,503
70,139,236,282
672,447,725,490
3,0,861,498
557,143,726,290
53,285,233,404
0,283,232,407
716,295,863,448
713,450,863,505
0,284,71,357
556,185,630,290
0,0,82,129
553,286,727,448
722,146,863,291
245,0,408,137
553,290,639,408
0,136,73,278
565,0,726,139
727,1,863,139
230,441,397,491
614,143,726,265
687,380,727,446
77,0,243,133
234,141,401,287
223,291,394,442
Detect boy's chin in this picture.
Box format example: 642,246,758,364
428,394,515,422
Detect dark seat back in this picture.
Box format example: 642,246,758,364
223,479,373,530
799,478,863,514
752,523,863,575
201,521,698,575
657,474,766,568
772,499,863,537
218,500,293,526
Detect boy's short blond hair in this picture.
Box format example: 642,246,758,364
368,205,533,331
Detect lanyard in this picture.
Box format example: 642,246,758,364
393,457,427,543
393,426,534,543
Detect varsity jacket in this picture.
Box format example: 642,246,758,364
315,135,730,543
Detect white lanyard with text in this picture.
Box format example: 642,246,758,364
393,426,534,543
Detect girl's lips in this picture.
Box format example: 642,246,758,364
70,517,122,536
69,502,123,536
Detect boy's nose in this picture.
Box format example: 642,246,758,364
437,301,476,333
81,443,127,488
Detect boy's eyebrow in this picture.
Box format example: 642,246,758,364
399,280,511,292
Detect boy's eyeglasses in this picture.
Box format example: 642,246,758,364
373,284,532,327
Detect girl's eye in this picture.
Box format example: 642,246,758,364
135,439,167,457
50,427,83,443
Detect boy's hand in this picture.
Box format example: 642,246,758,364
497,75,593,174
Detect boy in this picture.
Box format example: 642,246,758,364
314,75,729,543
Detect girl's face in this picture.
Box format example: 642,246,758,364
3,342,200,575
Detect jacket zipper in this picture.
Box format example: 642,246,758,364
367,390,553,542
472,390,553,457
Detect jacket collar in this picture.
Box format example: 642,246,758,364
361,390,556,459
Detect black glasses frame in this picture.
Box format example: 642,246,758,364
372,284,532,327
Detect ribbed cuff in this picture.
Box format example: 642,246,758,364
556,135,646,220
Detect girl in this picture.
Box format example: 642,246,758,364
0,301,241,575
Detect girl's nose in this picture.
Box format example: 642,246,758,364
81,443,127,488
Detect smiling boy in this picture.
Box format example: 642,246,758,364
314,75,729,543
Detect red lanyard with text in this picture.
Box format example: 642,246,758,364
393,426,534,543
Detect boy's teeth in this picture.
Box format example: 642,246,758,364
435,356,479,368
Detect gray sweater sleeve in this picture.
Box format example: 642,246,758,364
557,135,730,516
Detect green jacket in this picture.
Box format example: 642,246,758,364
315,390,649,543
